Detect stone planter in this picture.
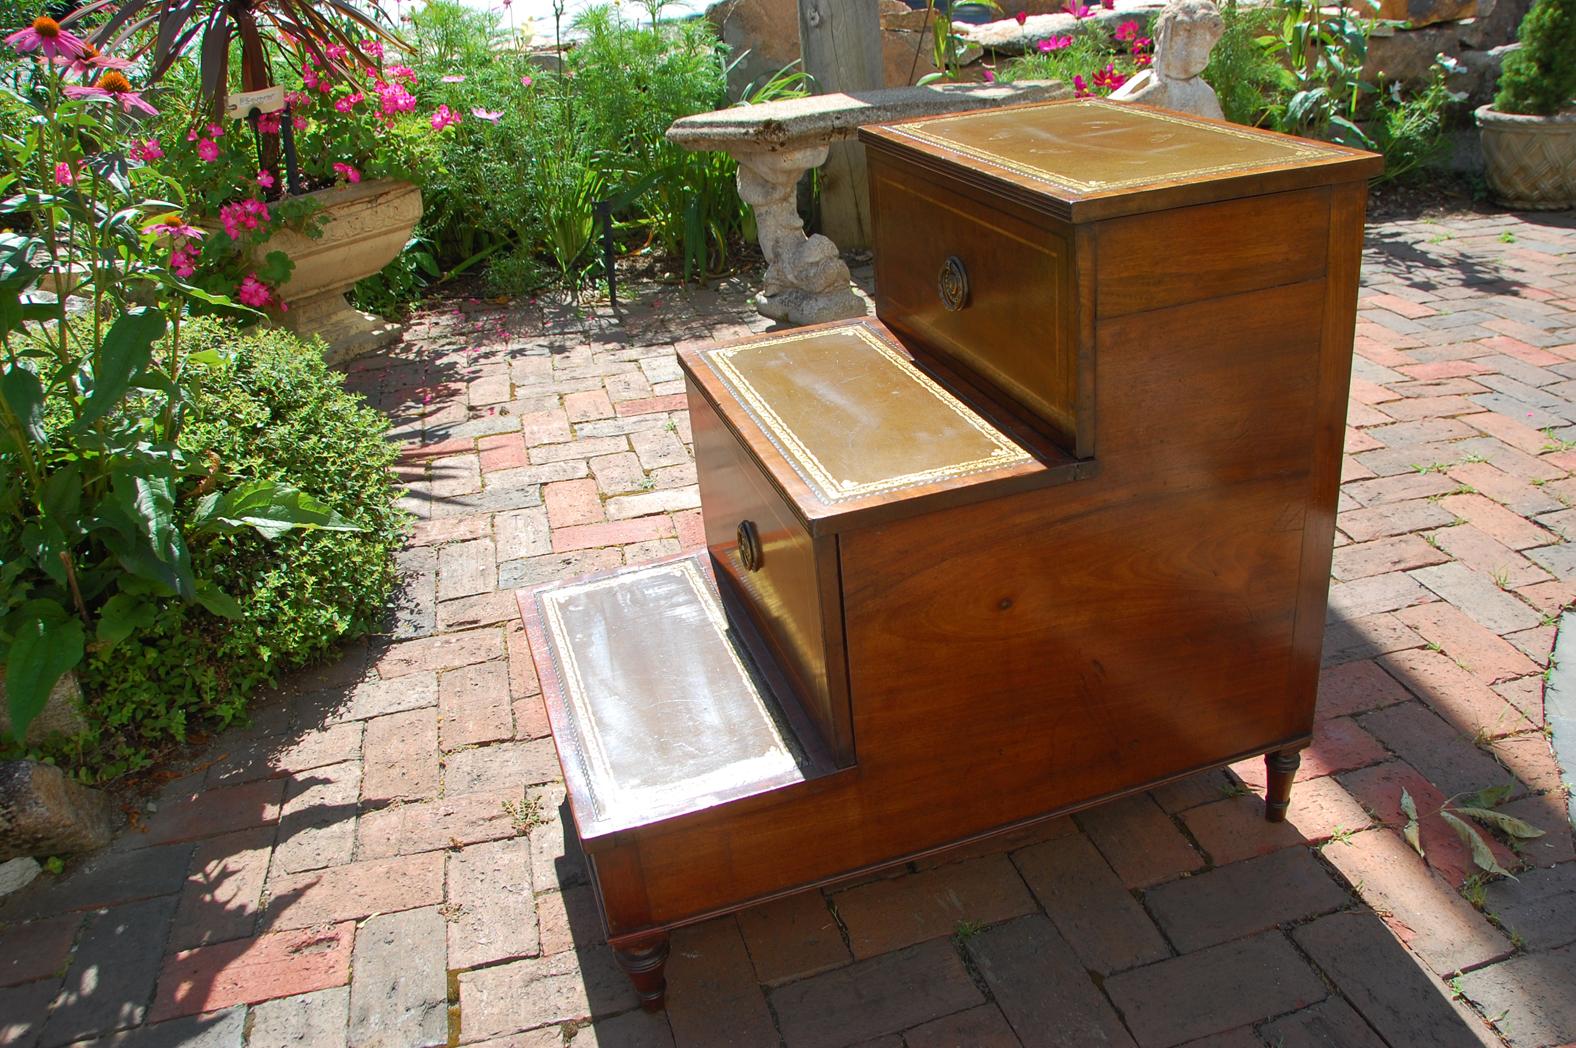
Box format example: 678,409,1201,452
1475,105,1576,210
263,178,423,364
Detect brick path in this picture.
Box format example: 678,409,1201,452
3,209,1576,1048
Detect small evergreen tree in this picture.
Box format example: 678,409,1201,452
1493,0,1576,115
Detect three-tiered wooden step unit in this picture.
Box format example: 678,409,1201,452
516,98,1383,1007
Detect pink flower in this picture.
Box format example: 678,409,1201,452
147,215,205,242
5,15,86,60
332,162,361,184
325,43,348,61
1092,63,1127,90
1037,34,1072,52
430,104,461,131
1063,1,1092,16
170,244,198,278
219,198,271,240
256,169,275,189
63,71,159,116
334,91,364,113
54,161,75,186
1014,9,1028,24
471,107,503,122
237,274,274,308
197,138,219,162
520,75,533,88
257,111,281,134
286,90,312,108
982,68,995,83
206,123,224,138
1101,0,1114,8
294,113,309,131
390,64,416,82
375,80,416,116
362,38,384,58
130,137,163,161
1115,19,1140,40
441,74,465,83
1073,74,1091,97
57,43,130,77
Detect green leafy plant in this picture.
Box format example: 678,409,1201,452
1257,0,1373,146
0,32,367,754
1368,58,1461,183
1493,0,1576,116
1399,784,1546,879
1202,0,1283,126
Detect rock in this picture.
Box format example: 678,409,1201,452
0,760,113,861
0,672,86,746
1375,0,1477,27
962,4,1165,53
1460,0,1533,48
0,856,41,896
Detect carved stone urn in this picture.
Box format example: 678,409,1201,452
1475,105,1576,210
262,178,423,363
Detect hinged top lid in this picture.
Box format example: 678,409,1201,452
859,98,1383,222
680,319,1086,535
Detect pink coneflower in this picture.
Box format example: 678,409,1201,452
57,42,130,76
63,71,159,116
5,15,87,60
256,169,275,189
332,162,361,183
471,108,502,122
197,138,219,162
130,137,163,161
430,104,461,131
440,74,465,83
54,161,75,186
146,215,205,242
237,274,274,308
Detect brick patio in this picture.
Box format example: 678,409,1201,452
3,206,1575,1048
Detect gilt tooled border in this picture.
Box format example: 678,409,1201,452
536,559,794,823
886,99,1330,194
703,324,1030,505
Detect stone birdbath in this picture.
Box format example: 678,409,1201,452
667,80,1068,327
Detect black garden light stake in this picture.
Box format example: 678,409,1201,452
595,198,616,309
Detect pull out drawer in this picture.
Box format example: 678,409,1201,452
868,155,1083,456
689,388,852,765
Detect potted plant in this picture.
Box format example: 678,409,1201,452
68,0,433,359
1474,0,1576,210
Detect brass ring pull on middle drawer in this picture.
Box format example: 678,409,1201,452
737,520,764,572
938,255,969,312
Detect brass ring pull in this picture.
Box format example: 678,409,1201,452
737,520,764,572
938,255,969,312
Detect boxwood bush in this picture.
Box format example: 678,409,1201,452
66,321,405,778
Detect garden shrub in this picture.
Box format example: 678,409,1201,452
68,320,405,778
1494,0,1576,116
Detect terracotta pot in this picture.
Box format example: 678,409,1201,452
261,178,423,363
1475,104,1576,211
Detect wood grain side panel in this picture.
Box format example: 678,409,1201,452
1095,188,1330,320
1289,182,1367,727
690,383,845,760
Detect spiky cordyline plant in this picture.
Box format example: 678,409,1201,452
62,0,399,114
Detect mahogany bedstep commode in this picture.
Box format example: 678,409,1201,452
515,98,1383,1007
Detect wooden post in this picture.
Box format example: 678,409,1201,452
797,0,883,250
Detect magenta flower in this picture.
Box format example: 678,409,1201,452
197,138,219,162
147,215,205,242
362,38,384,58
1063,1,1092,16
1037,34,1072,52
520,75,533,88
376,80,416,116
57,43,130,77
237,275,274,308
206,122,224,138
257,111,281,134
130,137,163,162
63,71,159,116
170,243,198,278
1014,9,1028,25
5,15,86,60
1092,63,1127,90
256,169,275,189
1073,74,1091,98
1115,19,1140,41
390,64,417,82
332,162,362,184
430,104,461,131
325,43,348,61
471,107,503,122
219,198,271,240
982,68,996,83
334,91,364,113
54,161,75,186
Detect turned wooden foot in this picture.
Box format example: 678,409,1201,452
614,934,670,1011
1264,749,1301,823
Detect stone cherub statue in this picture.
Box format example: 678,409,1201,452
1109,0,1226,120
